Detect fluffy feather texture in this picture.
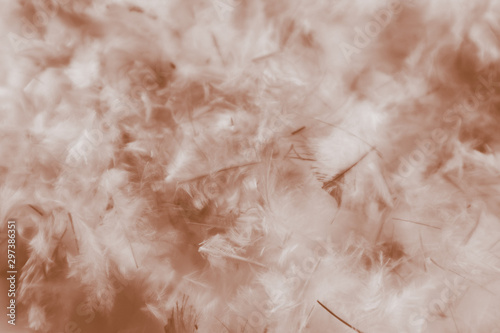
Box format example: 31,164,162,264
1,0,500,332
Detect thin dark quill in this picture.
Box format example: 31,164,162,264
313,119,382,157
28,204,44,216
51,226,68,259
430,258,495,295
127,234,139,269
214,316,233,333
291,126,306,135
68,213,80,254
121,222,139,269
317,300,366,333
285,144,316,161
178,161,261,184
324,148,374,186
392,217,441,230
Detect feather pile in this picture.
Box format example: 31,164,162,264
1,0,500,332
